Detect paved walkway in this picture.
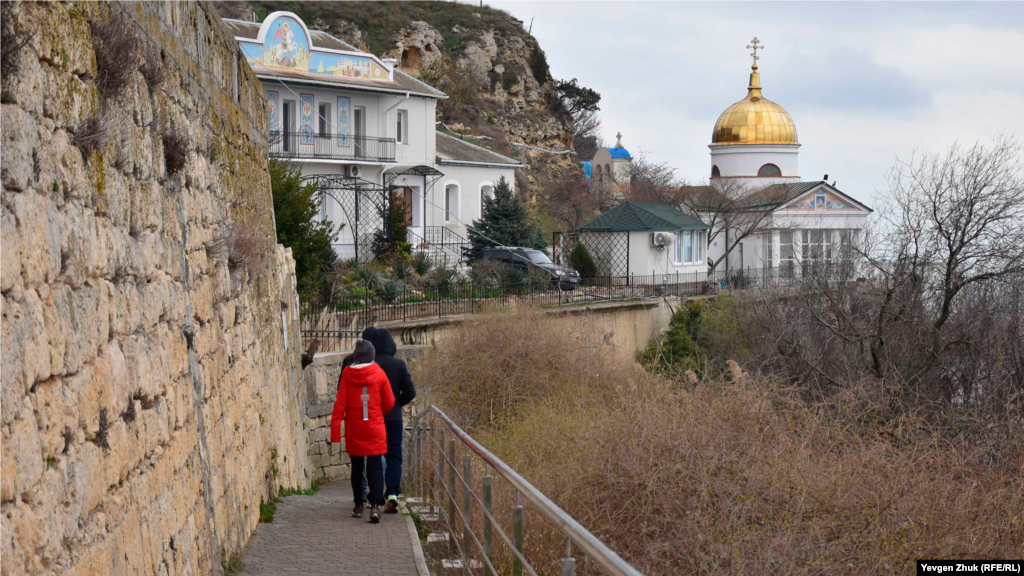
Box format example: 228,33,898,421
240,481,425,576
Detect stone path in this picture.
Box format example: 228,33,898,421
240,481,425,576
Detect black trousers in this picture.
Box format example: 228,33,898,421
384,420,404,497
351,455,383,506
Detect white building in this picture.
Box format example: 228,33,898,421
704,39,871,275
223,12,520,263
587,132,633,193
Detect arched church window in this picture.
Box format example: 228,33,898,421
605,164,611,179
758,163,782,177
595,164,603,182
711,165,721,178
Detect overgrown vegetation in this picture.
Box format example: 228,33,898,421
91,9,140,99
269,159,338,298
71,113,112,156
414,307,1024,574
567,242,597,280
161,126,191,176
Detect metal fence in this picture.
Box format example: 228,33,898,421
405,405,644,576
300,267,793,353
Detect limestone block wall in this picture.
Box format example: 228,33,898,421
1,2,311,575
301,348,426,482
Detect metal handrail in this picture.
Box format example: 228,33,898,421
427,405,644,576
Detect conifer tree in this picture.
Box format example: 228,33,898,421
466,176,546,261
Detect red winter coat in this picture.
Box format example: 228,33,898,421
330,363,395,456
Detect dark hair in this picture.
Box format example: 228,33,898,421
352,339,375,364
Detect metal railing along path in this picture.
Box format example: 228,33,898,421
406,405,644,576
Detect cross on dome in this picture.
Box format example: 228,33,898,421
615,132,623,148
746,37,763,68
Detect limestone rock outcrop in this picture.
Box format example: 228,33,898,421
1,2,311,574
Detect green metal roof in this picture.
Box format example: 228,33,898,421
576,201,710,232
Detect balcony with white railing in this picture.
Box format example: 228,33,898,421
269,131,397,163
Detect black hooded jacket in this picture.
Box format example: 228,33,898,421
361,327,417,422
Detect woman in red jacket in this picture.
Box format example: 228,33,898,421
330,340,395,522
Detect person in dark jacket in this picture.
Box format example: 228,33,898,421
361,326,417,513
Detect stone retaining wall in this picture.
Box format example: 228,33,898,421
301,347,427,482
1,2,310,574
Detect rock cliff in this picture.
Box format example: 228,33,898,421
1,2,310,574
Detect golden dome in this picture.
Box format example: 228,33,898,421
711,65,798,146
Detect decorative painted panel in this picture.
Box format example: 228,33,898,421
337,96,350,147
267,91,278,131
782,189,858,211
299,93,314,145
238,12,393,83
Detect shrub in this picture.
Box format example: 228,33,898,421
91,10,140,99
376,278,405,303
567,242,598,279
161,126,190,176
528,45,549,85
426,266,460,297
414,308,1024,575
269,159,338,298
140,44,165,90
71,113,111,156
412,252,433,276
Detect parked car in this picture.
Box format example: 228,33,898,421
481,246,580,290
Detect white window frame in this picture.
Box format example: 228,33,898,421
443,181,460,223
479,181,495,218
674,231,683,264
396,109,408,144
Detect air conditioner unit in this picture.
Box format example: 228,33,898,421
345,165,362,178
651,232,673,247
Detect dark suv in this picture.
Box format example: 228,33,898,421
481,246,580,290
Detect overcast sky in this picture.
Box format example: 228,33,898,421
490,1,1024,206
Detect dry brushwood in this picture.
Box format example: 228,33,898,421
140,44,165,90
72,113,111,156
91,10,140,99
161,126,190,176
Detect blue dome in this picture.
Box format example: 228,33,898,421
608,147,631,159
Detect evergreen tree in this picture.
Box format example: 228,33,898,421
269,159,339,298
466,176,546,261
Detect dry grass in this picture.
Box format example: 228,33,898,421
91,10,139,99
208,220,273,280
161,126,190,176
71,113,112,156
413,307,1024,575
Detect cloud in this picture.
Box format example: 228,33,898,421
769,47,931,114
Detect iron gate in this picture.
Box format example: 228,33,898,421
304,175,393,263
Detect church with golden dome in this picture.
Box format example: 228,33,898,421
702,38,872,275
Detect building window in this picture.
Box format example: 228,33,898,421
758,163,782,177
780,231,795,277
396,109,408,144
595,164,603,182
480,183,494,216
696,231,704,263
445,184,459,222
674,231,683,263
711,165,721,178
684,231,693,263
318,103,330,137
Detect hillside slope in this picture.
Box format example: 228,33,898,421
219,1,577,225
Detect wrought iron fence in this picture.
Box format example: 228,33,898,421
300,267,793,353
404,405,644,576
269,131,396,162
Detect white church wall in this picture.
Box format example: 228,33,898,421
435,164,516,237
709,143,801,180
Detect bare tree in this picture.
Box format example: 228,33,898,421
572,109,604,161
547,167,597,230
621,151,680,204
677,178,784,271
883,134,1024,373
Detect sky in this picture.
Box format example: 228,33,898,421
490,1,1024,207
